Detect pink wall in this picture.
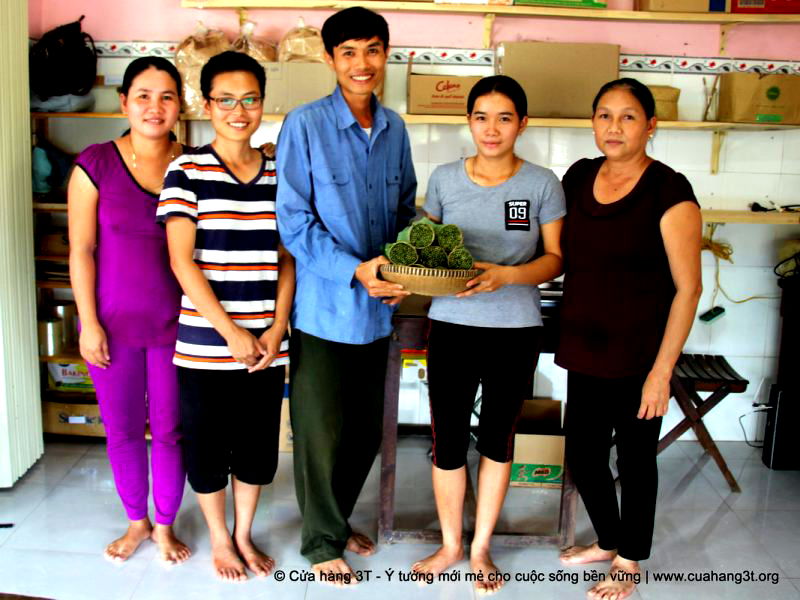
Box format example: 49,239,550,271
28,0,800,60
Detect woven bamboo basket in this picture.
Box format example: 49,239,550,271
380,264,480,297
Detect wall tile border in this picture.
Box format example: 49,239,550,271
84,41,800,75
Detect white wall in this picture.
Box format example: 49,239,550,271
51,52,800,442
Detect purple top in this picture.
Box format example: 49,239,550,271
74,141,182,347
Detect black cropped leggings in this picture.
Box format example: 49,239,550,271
565,370,663,561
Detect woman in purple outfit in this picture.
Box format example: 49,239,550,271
68,57,190,564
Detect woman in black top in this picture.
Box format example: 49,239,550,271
555,79,702,599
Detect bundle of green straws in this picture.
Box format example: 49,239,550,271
384,217,474,270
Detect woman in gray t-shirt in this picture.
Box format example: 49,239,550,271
411,76,566,594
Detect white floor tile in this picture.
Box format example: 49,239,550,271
734,510,800,578
717,462,800,512
0,547,151,600
0,481,50,547
131,553,308,600
20,450,86,490
4,441,799,599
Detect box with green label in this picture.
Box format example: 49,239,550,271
515,0,607,8
718,73,800,125
509,399,564,488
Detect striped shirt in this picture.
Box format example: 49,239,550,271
156,145,289,371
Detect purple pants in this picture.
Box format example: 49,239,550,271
87,340,185,525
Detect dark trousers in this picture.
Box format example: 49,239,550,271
289,329,389,564
565,371,662,561
427,320,542,469
178,366,285,494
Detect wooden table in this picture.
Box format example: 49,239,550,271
378,305,578,548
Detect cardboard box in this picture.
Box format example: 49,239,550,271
649,85,681,120
279,396,293,452
263,63,336,114
407,69,483,115
497,42,619,118
516,0,607,8
510,434,565,488
437,0,513,4
47,362,94,392
42,400,105,437
717,73,800,125
38,232,69,256
731,0,800,12
637,0,727,11
510,399,564,488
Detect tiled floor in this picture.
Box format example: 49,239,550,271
1,439,799,600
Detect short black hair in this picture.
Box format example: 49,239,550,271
321,7,390,57
467,75,527,120
200,50,266,100
119,56,182,97
592,78,656,120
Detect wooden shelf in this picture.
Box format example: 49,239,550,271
702,209,800,224
180,0,800,24
31,112,126,119
180,113,800,131
36,255,69,263
40,351,83,363
33,202,68,212
37,280,70,289
29,111,800,131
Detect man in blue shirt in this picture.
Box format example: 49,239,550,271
276,7,416,584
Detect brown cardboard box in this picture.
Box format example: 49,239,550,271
407,69,483,115
497,42,619,118
718,73,800,125
510,399,564,488
278,397,293,452
510,434,565,488
38,232,69,256
649,85,681,120
263,63,336,114
637,0,723,11
42,400,105,437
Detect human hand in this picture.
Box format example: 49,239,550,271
638,369,671,419
259,142,276,157
224,326,266,367
355,256,409,305
456,262,511,298
249,323,287,372
79,322,110,368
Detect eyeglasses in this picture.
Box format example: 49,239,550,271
208,96,263,111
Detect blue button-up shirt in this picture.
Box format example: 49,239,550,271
276,86,417,344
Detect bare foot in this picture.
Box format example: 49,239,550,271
151,525,191,565
233,536,275,577
411,544,464,577
587,556,640,600
104,519,152,563
212,542,247,582
560,542,617,566
312,557,357,587
470,548,504,596
346,531,376,557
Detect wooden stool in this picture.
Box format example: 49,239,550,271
660,354,749,493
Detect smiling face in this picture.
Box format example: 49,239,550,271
325,36,387,104
204,70,263,143
120,67,180,139
467,92,527,160
592,87,656,162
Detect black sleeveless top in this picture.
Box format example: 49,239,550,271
555,157,698,378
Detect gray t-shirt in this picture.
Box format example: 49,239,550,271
423,158,566,328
